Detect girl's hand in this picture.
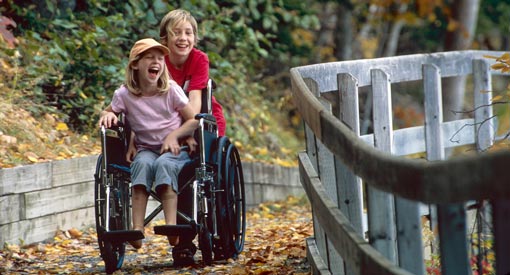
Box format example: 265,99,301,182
161,134,181,155
98,111,118,128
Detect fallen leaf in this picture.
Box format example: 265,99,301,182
67,228,83,239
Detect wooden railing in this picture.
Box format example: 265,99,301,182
290,50,510,275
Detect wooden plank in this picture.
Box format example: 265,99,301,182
295,50,508,92
0,162,52,194
299,152,412,275
0,194,23,225
473,59,494,151
306,237,332,275
290,72,323,140
395,198,424,274
367,69,397,263
317,91,345,275
51,156,97,187
24,181,94,219
423,64,445,161
300,149,334,274
360,118,477,156
437,204,470,275
423,63,469,275
360,118,476,156
473,58,494,237
337,73,364,237
0,207,95,245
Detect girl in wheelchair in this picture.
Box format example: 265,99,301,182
98,38,198,250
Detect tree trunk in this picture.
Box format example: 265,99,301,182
335,3,353,61
442,0,480,121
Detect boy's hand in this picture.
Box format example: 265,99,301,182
184,136,197,154
126,145,137,163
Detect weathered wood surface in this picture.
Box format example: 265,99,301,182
293,69,510,204
367,69,397,262
292,50,510,275
296,50,508,92
299,152,413,275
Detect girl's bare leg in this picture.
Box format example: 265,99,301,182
130,185,148,249
159,185,179,246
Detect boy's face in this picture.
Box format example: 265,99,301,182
166,20,195,58
132,48,166,85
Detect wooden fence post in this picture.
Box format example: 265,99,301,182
367,69,397,263
337,73,364,236
423,63,470,275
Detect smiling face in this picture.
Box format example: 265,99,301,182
132,48,167,90
165,20,196,61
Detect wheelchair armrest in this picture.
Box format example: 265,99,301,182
195,113,216,123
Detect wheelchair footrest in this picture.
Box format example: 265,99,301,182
102,230,144,242
154,224,196,237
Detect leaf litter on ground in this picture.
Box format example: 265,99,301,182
0,195,313,275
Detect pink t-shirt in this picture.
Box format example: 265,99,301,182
166,48,226,136
111,84,189,150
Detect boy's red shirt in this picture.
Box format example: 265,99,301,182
166,48,226,136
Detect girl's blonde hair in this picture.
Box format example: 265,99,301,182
159,9,199,44
125,50,171,96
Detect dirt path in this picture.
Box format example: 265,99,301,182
1,196,312,275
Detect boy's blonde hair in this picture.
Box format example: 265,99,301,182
125,38,172,96
159,9,199,44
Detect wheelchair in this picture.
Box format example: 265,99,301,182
93,80,246,274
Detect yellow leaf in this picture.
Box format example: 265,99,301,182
483,55,499,60
68,228,83,238
257,147,268,155
487,251,495,261
501,52,510,61
446,20,459,32
56,122,69,131
491,63,506,70
492,95,503,101
79,91,88,99
24,152,39,163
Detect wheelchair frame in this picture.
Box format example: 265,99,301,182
94,80,246,274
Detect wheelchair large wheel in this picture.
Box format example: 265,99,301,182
214,137,246,259
94,155,129,274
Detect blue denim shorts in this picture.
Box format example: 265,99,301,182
130,149,190,193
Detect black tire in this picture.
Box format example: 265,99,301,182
213,137,246,259
224,143,246,255
212,137,233,260
94,155,127,274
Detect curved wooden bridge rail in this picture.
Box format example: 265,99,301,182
290,50,510,275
